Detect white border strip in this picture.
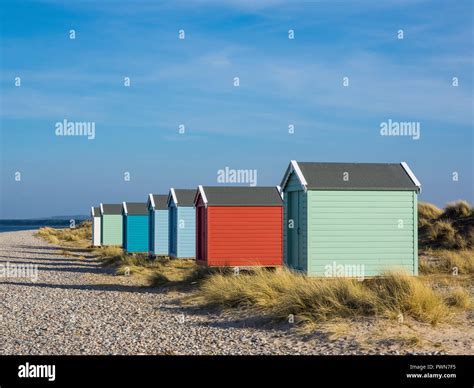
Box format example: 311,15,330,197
401,162,421,192
100,203,104,215
276,185,283,199
170,188,178,205
148,193,155,209
91,206,95,217
291,160,308,191
122,201,128,215
198,185,208,207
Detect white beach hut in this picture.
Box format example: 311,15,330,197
91,206,101,247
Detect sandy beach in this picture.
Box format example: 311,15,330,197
0,230,471,355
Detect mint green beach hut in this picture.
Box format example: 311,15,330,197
100,203,123,246
280,161,421,277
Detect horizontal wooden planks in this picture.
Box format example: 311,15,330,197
307,190,416,277
207,206,283,266
152,209,169,255
125,215,149,253
101,214,123,246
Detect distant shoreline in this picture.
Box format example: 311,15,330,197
0,216,88,222
0,219,85,233
0,226,69,233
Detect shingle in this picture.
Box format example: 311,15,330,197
201,186,283,206
294,162,418,191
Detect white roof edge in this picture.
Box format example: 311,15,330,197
276,185,284,199
166,190,172,207
91,206,95,217
401,162,421,192
170,188,178,205
290,160,308,191
198,185,208,207
148,193,155,209
281,161,307,192
100,203,104,215
122,201,128,215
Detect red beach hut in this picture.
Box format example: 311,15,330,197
194,186,283,267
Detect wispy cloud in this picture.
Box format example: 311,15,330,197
2,45,472,128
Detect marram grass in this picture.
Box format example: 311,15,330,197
37,222,92,245
195,268,458,325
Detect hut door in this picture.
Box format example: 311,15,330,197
149,211,154,252
288,191,300,269
197,206,205,261
169,207,177,255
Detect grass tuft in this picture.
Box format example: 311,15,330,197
444,288,472,308
145,258,206,287
420,249,474,275
371,272,449,324
442,200,473,219
94,246,124,258
419,200,473,250
37,221,92,246
418,202,443,225
95,249,202,287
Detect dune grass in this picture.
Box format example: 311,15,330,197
94,246,123,259
142,258,208,287
37,221,92,246
94,246,206,287
193,269,459,325
419,249,474,275
115,257,199,286
442,200,473,219
418,202,443,224
444,288,472,309
418,200,473,250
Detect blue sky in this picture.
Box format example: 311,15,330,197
1,0,472,218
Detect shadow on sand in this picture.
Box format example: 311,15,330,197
17,245,93,254
0,280,163,295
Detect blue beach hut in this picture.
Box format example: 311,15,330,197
122,202,149,253
147,194,169,257
168,189,196,259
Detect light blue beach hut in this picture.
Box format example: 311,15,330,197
168,189,196,259
147,194,169,257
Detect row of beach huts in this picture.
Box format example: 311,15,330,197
90,161,422,277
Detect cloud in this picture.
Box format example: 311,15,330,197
262,52,472,126
2,46,472,131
